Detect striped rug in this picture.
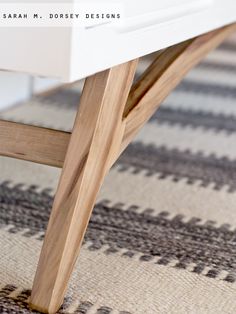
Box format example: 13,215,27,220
0,33,236,313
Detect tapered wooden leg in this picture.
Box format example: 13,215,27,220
28,24,236,314
29,60,138,314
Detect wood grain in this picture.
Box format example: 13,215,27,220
0,120,70,167
29,59,138,314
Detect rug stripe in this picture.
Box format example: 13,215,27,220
204,49,236,66
177,80,236,98
218,41,236,52
100,168,236,226
184,67,236,87
135,123,236,160
165,91,236,115
118,143,236,191
1,183,236,281
198,61,236,73
150,107,236,134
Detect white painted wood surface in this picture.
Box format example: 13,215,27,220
0,0,235,82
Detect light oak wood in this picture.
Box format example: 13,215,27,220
29,59,138,314
0,120,70,167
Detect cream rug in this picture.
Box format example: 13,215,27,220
0,34,236,313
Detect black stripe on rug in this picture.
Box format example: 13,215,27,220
0,284,128,314
217,41,236,52
198,61,236,73
36,89,81,109
176,80,236,98
150,107,236,133
117,143,236,192
0,183,236,283
87,201,236,284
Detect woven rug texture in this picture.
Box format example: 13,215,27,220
0,33,236,313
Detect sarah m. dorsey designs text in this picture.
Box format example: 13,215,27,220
1,13,121,19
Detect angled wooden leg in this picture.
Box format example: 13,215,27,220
29,60,138,314
27,23,236,314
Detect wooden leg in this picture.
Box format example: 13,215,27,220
29,60,138,314
26,23,236,314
